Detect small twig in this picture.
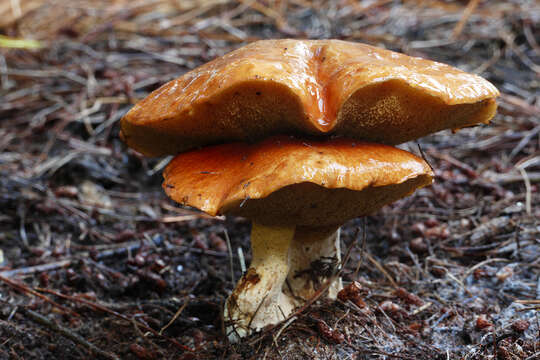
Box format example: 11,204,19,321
224,295,241,342
159,215,207,223
0,259,72,278
224,228,235,284
356,347,414,359
353,222,367,280
376,303,396,332
239,195,250,208
460,258,509,283
429,150,477,178
518,167,532,215
17,204,28,248
417,143,434,173
492,323,498,359
517,306,540,312
499,30,540,74
0,275,78,317
525,352,540,360
237,247,246,274
365,253,398,289
20,307,120,360
132,318,161,352
273,315,297,344
147,155,173,176
159,297,189,335
246,293,270,331
514,224,523,261
451,0,481,40
446,271,473,297
515,299,540,305
410,302,432,316
333,309,350,329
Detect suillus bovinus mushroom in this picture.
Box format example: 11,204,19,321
120,39,499,341
163,136,433,339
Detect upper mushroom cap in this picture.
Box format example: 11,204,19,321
122,39,499,157
163,136,434,226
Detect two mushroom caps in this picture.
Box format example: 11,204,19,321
121,39,498,340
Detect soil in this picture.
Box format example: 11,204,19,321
0,1,538,359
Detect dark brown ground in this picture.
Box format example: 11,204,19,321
0,1,539,359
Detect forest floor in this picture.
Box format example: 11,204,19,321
0,1,539,359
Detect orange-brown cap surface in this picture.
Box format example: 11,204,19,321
122,39,499,157
163,136,433,226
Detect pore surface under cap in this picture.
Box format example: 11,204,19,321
122,39,499,156
163,136,434,226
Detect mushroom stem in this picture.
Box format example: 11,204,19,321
285,226,343,303
225,221,295,341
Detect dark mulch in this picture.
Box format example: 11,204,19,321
0,1,538,359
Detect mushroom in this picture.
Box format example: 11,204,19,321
120,39,499,340
121,39,499,157
163,136,434,339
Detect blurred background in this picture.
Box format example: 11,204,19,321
0,1,538,359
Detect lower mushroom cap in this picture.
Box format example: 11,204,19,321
163,136,433,226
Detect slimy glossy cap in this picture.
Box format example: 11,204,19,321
163,136,434,226
122,39,498,157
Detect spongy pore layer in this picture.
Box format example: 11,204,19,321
121,39,499,157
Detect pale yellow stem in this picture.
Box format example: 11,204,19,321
285,226,343,303
225,221,295,341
